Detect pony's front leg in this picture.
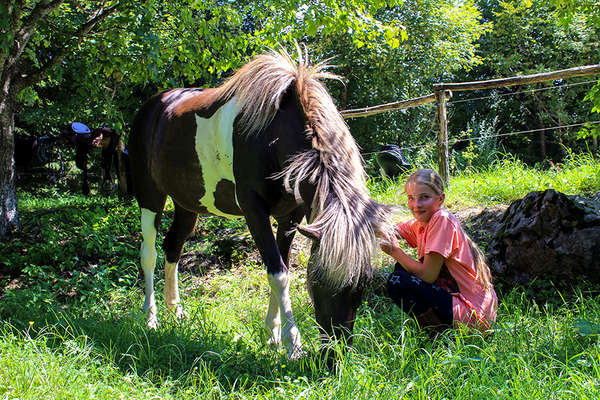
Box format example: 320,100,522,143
265,288,281,346
265,210,304,349
267,271,303,360
241,196,303,360
140,208,159,329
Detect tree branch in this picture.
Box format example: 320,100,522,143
11,0,64,67
16,2,122,90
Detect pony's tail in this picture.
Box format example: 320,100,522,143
465,234,493,290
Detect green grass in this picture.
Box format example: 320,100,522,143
369,152,600,209
1,153,600,399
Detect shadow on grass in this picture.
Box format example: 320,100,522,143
0,287,328,391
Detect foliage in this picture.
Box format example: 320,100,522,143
552,0,600,28
10,0,491,154
578,79,600,141
448,0,600,165
314,0,491,153
0,188,140,313
10,0,406,136
449,115,501,172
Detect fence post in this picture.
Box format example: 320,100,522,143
435,89,452,188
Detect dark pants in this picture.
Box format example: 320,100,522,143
386,263,454,326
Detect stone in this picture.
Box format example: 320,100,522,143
488,189,600,286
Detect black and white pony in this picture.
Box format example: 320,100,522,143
128,48,393,360
60,122,123,195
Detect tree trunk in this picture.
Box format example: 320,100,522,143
0,88,20,236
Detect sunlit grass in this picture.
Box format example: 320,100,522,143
449,152,600,208
2,273,600,399
2,152,600,399
369,152,600,210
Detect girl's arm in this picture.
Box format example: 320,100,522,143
381,235,444,283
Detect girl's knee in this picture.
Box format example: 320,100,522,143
387,271,411,303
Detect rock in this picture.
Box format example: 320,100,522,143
488,189,600,286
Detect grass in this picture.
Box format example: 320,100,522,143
1,153,600,399
369,152,600,209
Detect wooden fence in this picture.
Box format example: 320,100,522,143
341,64,600,186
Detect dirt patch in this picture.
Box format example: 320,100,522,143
452,205,508,251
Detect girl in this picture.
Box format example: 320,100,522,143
380,169,497,331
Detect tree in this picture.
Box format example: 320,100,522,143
0,0,405,237
1,0,129,236
448,0,600,164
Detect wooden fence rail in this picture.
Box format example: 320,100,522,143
432,64,600,92
341,93,442,119
341,64,600,187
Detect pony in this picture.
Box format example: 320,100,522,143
60,123,125,195
128,47,393,360
94,126,122,195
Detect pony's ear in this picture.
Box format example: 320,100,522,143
297,225,321,241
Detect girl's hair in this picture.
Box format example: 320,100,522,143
406,169,492,289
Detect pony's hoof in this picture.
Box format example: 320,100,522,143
175,307,188,320
288,346,305,361
168,304,187,320
147,315,159,330
267,336,281,348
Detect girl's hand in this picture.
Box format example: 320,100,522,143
379,232,399,255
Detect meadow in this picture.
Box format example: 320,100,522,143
1,154,600,399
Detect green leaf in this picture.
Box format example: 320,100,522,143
574,318,600,336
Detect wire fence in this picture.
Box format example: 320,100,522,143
359,75,600,160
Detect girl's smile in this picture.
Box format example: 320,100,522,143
405,181,445,225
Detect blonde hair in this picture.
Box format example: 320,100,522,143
406,169,492,289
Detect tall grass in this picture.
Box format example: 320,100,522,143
1,153,600,399
369,151,600,209
2,271,599,399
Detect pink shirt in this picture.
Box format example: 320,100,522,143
396,209,498,329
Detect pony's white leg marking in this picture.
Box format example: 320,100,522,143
268,272,303,360
164,261,186,319
265,288,281,347
140,208,158,329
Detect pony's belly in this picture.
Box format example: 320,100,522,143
157,164,243,217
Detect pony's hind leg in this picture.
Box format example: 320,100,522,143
265,288,281,347
140,207,162,329
162,204,198,319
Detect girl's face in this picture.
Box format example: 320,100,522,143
405,181,445,225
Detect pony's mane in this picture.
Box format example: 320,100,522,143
218,47,394,289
